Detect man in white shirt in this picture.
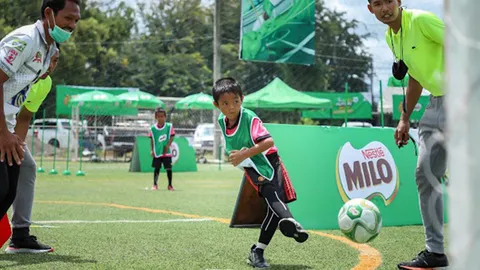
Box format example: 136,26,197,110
0,0,81,250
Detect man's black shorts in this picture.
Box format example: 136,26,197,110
151,157,172,169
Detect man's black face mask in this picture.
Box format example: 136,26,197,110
392,59,408,80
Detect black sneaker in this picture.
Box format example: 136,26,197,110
397,250,449,269
278,218,309,243
247,245,269,269
5,235,54,254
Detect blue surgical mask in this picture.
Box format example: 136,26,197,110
47,13,72,43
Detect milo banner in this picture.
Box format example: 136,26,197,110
301,92,372,119
392,94,430,121
265,124,448,230
129,136,197,173
240,0,316,65
56,85,138,116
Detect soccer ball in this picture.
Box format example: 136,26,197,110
337,198,382,243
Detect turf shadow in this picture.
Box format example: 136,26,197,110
0,254,97,268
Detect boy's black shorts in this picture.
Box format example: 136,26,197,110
152,157,172,169
243,153,296,204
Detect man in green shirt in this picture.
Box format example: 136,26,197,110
5,48,60,254
368,0,448,269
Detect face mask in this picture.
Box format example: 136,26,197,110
47,12,72,43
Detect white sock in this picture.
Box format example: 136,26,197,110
256,243,267,250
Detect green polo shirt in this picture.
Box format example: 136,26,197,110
23,75,52,112
386,9,445,96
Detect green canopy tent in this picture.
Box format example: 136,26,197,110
243,77,331,110
69,90,120,108
174,93,215,123
117,90,164,109
68,91,121,158
174,93,214,110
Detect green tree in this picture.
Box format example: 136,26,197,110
135,0,213,97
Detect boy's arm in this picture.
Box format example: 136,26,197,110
229,138,273,167
167,137,174,147
242,137,274,158
163,136,174,155
167,125,175,147
163,125,175,154
149,131,154,156
229,118,274,166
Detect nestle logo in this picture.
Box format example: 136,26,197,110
361,147,385,160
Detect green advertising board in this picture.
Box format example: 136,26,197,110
240,0,315,65
264,124,448,230
56,85,138,116
301,92,372,119
129,136,197,173
392,95,430,121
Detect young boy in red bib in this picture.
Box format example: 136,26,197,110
212,77,308,268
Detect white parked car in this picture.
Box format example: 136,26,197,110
193,123,214,152
30,118,76,149
192,123,225,163
341,121,374,128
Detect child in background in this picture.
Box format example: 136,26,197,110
212,77,308,268
149,108,175,191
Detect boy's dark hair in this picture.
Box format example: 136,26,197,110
41,0,81,19
212,77,243,103
155,108,167,117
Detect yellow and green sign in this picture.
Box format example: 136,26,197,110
302,92,372,119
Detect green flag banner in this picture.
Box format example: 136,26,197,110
301,92,372,119
264,124,448,230
56,85,139,116
392,95,430,121
240,0,315,65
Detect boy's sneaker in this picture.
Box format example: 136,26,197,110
247,245,269,268
5,235,54,254
151,185,158,190
278,218,309,243
397,250,449,269
168,185,174,191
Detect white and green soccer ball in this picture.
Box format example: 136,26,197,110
337,198,382,243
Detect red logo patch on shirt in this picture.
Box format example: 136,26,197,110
4,49,18,65
33,51,42,63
